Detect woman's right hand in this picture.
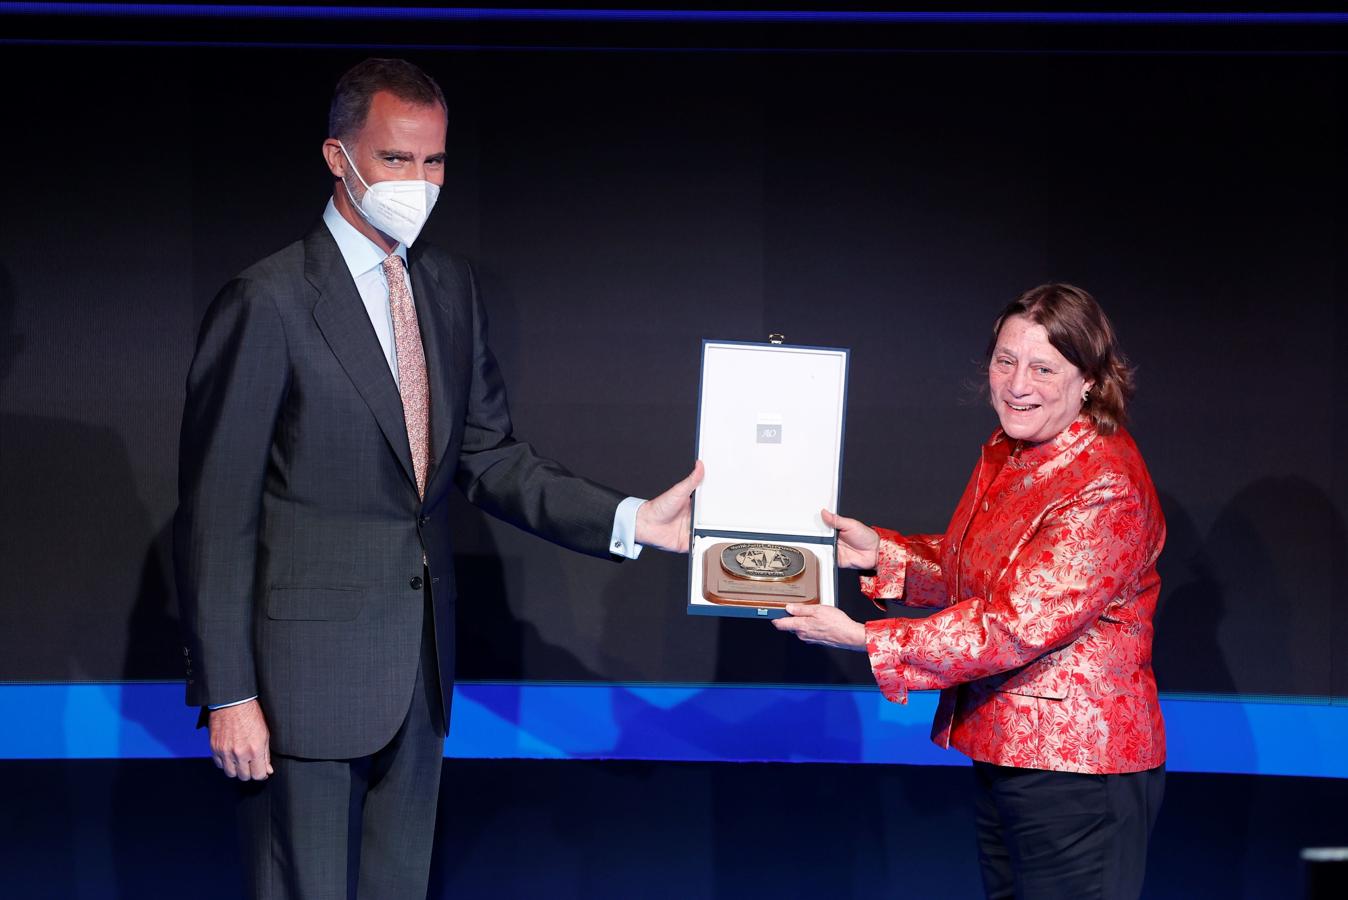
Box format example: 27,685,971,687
822,509,880,570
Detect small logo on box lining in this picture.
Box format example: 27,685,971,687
756,424,781,444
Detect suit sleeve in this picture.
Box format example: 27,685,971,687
864,475,1152,704
451,263,624,557
174,277,290,708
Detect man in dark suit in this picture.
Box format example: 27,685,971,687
174,58,700,899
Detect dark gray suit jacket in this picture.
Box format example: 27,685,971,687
175,223,622,759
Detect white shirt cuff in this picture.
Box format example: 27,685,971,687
208,696,257,710
610,496,645,559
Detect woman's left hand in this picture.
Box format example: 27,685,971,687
772,604,867,652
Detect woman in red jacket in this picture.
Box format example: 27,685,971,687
776,283,1166,900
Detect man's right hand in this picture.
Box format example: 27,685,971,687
208,699,274,781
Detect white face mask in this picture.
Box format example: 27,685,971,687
338,141,440,247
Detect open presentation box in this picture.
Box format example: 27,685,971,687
687,340,849,620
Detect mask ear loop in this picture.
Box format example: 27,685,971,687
337,141,374,211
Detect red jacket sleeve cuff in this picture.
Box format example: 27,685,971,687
865,617,911,705
859,528,908,610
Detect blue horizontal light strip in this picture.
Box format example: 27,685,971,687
2,6,1348,26
1,682,1346,778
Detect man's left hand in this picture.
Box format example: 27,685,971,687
634,461,704,553
772,603,867,652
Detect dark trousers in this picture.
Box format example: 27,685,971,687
974,761,1165,900
237,591,447,900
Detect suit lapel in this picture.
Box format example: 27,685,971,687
408,246,459,492
305,226,419,493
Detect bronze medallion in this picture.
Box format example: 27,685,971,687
703,541,820,608
720,542,808,582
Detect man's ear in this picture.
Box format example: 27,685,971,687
321,139,347,178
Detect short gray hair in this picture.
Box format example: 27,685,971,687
328,58,447,141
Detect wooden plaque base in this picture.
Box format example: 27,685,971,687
701,542,820,608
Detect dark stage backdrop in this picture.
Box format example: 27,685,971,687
0,30,1344,700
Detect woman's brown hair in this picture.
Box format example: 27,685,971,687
986,283,1135,435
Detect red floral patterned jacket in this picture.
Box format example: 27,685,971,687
861,417,1166,774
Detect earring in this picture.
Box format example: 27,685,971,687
1082,388,1091,403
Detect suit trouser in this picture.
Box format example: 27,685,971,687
974,761,1165,900
238,588,447,900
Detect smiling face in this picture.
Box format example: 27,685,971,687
988,314,1093,444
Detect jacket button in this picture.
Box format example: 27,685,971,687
410,576,424,590
418,515,429,527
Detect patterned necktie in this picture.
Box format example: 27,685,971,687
382,254,430,498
